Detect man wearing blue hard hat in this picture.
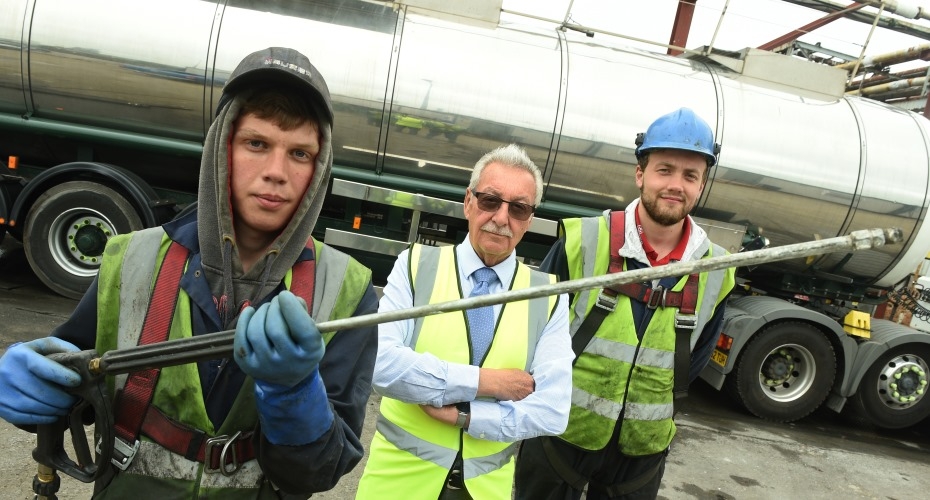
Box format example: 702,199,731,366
515,108,736,499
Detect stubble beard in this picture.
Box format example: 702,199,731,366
640,191,690,227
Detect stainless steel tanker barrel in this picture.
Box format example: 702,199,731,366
2,0,929,288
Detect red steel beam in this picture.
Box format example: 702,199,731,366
758,2,867,52
668,0,698,56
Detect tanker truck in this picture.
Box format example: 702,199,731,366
2,0,930,429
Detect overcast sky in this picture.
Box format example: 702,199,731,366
503,0,930,69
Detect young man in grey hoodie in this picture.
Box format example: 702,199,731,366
0,47,377,499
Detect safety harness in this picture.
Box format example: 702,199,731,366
545,211,699,497
569,210,699,400
109,240,316,476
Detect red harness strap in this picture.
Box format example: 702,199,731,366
288,239,317,311
607,211,626,274
113,241,189,449
139,406,255,473
607,211,699,313
605,279,699,312
606,211,703,403
110,238,317,472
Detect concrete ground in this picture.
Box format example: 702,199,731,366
1,235,928,499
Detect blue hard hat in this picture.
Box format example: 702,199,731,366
634,107,721,166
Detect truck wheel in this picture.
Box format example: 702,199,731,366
724,321,836,422
24,181,143,300
850,345,930,429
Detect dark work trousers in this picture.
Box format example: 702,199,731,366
437,459,472,500
514,436,667,500
437,486,472,500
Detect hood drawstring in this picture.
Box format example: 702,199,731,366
219,238,235,328
217,238,279,328
253,252,276,307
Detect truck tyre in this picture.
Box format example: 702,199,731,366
24,181,143,300
850,345,930,429
724,321,836,422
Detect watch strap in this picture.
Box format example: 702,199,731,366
454,401,470,429
455,410,468,428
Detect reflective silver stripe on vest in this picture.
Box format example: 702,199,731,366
587,337,674,370
125,440,263,487
375,415,517,479
525,269,552,369
313,244,351,323
464,442,518,480
584,337,637,365
571,386,624,420
687,244,729,350
410,245,441,349
569,217,602,334
624,401,674,421
116,227,168,390
633,345,675,370
376,415,457,469
572,387,675,422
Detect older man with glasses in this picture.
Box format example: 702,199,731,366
356,144,573,500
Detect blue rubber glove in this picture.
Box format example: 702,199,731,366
254,368,334,445
233,291,325,388
0,338,81,425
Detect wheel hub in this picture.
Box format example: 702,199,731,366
71,222,110,258
758,344,816,402
762,349,795,385
876,354,929,409
48,210,117,277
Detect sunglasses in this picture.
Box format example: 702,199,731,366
470,189,536,221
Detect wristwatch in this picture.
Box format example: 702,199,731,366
454,402,470,429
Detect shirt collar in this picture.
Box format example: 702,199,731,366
163,209,200,253
456,234,515,288
634,206,691,266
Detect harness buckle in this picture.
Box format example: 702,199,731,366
675,314,698,330
646,285,665,309
446,468,465,490
100,436,140,471
595,290,618,312
204,431,243,476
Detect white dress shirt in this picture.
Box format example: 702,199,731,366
373,236,573,442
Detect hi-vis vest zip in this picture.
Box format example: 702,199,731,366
93,227,370,499
357,244,557,500
559,214,734,455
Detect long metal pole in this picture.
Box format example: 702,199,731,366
91,227,902,376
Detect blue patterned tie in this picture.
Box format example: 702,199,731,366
467,267,498,365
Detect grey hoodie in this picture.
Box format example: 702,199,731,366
196,94,334,327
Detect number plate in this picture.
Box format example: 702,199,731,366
710,349,728,367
